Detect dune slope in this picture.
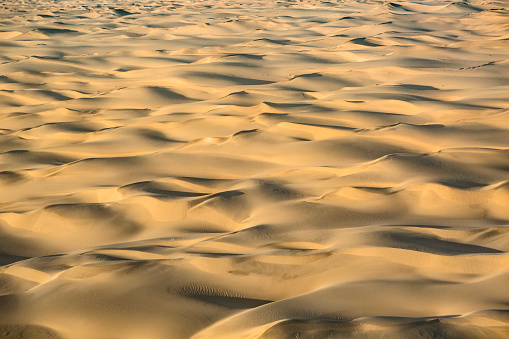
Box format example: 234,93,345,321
1,0,509,338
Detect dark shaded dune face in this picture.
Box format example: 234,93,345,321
0,324,62,339
257,318,503,339
0,0,509,338
0,171,25,184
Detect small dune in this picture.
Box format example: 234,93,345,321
0,0,508,338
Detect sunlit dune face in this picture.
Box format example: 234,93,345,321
0,0,508,338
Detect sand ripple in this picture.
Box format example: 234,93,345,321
1,0,508,337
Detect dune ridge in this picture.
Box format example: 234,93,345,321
1,0,509,338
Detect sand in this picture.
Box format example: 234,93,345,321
0,0,508,337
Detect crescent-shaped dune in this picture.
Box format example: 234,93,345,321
0,0,508,338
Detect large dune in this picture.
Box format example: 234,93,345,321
1,0,508,337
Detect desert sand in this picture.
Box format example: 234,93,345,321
0,0,508,337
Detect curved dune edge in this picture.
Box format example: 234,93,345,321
1,0,509,338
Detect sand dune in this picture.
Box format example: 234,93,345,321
1,0,509,338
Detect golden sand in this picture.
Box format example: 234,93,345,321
0,0,508,337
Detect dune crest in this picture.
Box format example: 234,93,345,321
1,0,508,338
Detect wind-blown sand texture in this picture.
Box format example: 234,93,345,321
1,0,509,337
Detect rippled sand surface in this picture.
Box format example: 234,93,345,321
1,0,509,337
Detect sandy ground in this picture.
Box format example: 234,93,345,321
0,0,509,337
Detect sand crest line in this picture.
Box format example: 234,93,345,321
1,0,509,338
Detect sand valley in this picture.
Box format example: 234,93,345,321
0,0,509,337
